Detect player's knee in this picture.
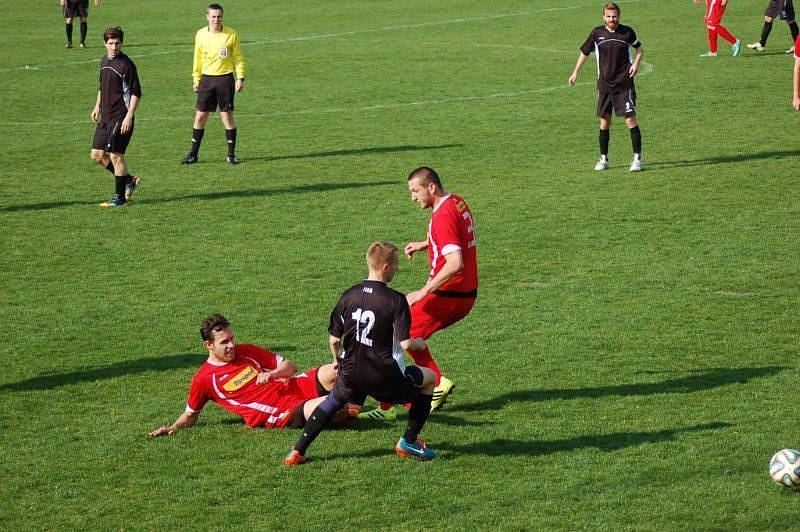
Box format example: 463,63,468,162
90,150,104,162
66,17,74,23
108,153,124,164
626,117,638,128
765,16,774,22
706,24,716,30
419,367,436,392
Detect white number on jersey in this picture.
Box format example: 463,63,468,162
462,211,476,248
351,308,376,347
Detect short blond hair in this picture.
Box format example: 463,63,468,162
366,241,398,271
603,2,620,15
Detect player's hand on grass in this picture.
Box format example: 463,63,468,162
235,79,244,93
90,106,100,123
149,426,175,438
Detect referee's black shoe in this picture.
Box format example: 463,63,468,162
181,154,198,164
227,155,239,165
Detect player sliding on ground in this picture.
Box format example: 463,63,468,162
568,2,645,172
149,314,345,436
284,242,438,465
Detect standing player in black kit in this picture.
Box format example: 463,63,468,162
285,242,438,465
568,2,645,172
61,0,100,49
89,27,142,208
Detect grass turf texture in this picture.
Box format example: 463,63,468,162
2,0,800,528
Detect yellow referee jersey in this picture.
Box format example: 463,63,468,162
192,26,246,84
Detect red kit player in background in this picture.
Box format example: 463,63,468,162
793,34,800,110
695,0,742,57
402,166,478,412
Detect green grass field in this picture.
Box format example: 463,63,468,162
2,0,799,528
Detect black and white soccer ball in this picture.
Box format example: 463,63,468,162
769,449,800,488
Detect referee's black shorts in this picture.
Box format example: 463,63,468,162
91,116,134,154
196,73,235,112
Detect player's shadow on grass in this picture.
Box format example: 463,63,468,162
648,149,800,169
319,422,730,461
0,181,394,213
245,143,463,163
0,347,293,392
436,422,731,458
448,365,789,413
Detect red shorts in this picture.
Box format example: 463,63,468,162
704,0,727,26
410,292,476,339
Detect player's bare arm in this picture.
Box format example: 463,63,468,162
256,358,297,385
568,53,590,86
120,95,139,134
149,410,199,438
407,249,463,306
401,337,428,353
329,335,342,369
90,90,102,122
793,57,800,111
404,240,428,259
629,46,644,78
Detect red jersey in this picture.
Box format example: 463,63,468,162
795,33,800,58
427,193,478,293
185,343,319,428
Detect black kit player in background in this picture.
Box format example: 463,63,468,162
568,2,645,172
284,242,438,465
89,27,142,208
747,0,800,53
61,0,100,49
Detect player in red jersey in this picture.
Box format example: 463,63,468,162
149,314,342,437
696,0,742,57
793,34,800,110
400,166,478,412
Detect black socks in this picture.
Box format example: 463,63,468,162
225,128,237,156
403,394,433,443
629,125,642,156
760,20,773,46
80,22,87,44
190,128,204,156
599,129,610,156
66,23,73,43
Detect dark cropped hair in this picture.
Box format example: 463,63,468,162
200,314,230,341
207,3,224,14
103,26,124,43
407,166,443,188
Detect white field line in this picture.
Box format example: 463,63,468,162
2,1,648,73
3,55,654,128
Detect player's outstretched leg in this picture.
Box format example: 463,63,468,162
284,393,344,465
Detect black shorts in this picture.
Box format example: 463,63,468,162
196,73,235,112
63,0,89,18
597,89,637,118
765,0,794,20
331,365,424,406
91,117,134,154
286,369,330,429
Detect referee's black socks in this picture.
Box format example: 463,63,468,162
629,126,642,156
189,128,204,156
225,128,237,156
65,22,73,43
403,394,433,443
80,22,87,45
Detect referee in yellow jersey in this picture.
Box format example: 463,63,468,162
181,3,246,165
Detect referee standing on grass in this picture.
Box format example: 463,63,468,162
181,3,246,166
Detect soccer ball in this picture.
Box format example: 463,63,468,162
769,449,800,488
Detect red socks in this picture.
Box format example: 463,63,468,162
716,25,736,45
708,28,719,53
408,346,442,387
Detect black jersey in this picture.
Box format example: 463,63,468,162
328,280,411,394
580,24,641,93
98,52,141,120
